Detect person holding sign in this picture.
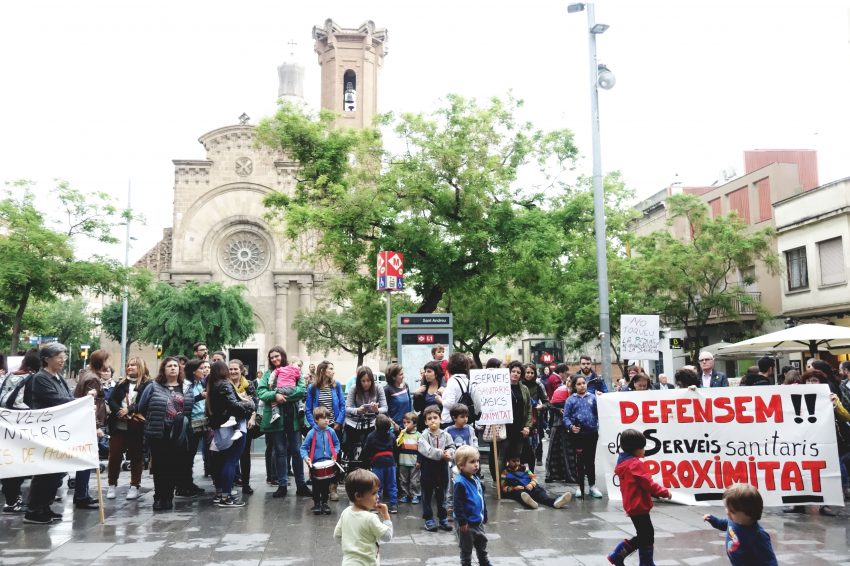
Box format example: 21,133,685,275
23,343,73,524
562,375,603,499
0,349,41,515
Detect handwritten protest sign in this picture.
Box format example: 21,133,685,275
469,368,513,425
597,385,843,506
620,314,660,360
0,396,99,479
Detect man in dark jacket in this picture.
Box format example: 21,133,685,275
696,351,728,388
24,343,73,524
742,357,774,386
576,355,608,395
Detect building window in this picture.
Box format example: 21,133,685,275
818,237,846,286
343,69,357,112
709,198,721,219
785,246,808,291
755,178,771,222
728,187,750,224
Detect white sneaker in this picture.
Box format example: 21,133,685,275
574,487,583,498
126,486,139,500
231,430,243,441
589,487,604,499
106,486,116,499
222,416,237,427
519,491,539,509
554,492,573,509
270,413,280,423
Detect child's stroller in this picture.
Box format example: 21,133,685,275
338,415,374,479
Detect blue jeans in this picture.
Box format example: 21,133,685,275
268,429,305,488
372,465,397,505
217,434,246,495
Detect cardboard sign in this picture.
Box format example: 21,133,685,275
620,314,660,360
469,368,513,425
597,385,843,506
0,396,99,479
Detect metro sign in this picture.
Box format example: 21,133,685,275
417,334,435,343
377,251,404,291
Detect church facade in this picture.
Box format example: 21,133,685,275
135,20,388,377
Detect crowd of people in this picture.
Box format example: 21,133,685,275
1,341,848,565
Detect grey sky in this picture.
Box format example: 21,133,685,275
2,0,848,262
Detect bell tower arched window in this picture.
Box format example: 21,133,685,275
343,69,357,112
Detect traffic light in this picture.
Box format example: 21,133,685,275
80,345,89,360
156,344,163,359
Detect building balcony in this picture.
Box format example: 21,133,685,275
707,291,761,319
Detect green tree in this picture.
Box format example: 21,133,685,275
100,269,156,355
100,296,150,353
140,281,254,357
555,173,647,374
0,182,124,353
633,193,778,360
257,95,579,350
293,275,416,366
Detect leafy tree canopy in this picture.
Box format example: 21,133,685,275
0,181,125,353
140,281,254,357
633,193,778,359
257,95,580,352
293,275,417,367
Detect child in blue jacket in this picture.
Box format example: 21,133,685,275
452,445,490,566
300,406,340,515
703,483,777,566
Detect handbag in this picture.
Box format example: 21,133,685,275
191,416,210,434
482,424,506,442
170,414,190,451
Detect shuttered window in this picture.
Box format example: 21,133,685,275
728,187,750,224
818,237,846,286
756,178,771,222
709,198,721,219
785,247,808,291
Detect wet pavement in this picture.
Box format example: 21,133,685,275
1,450,849,565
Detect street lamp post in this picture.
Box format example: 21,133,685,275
569,2,613,385
120,181,131,373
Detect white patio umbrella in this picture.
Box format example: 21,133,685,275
716,323,850,356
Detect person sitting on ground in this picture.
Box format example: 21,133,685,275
500,448,572,510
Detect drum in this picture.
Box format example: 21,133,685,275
312,459,337,480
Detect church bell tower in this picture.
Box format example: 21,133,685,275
313,19,388,129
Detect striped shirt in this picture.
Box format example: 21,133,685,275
318,386,335,425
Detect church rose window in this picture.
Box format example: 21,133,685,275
220,231,269,280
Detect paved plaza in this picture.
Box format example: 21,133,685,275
1,452,849,566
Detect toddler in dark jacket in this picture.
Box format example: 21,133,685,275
362,415,398,513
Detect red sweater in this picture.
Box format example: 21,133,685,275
614,453,670,516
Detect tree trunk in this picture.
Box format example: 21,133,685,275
472,350,483,370
416,286,443,314
9,284,32,354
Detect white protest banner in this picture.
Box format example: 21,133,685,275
620,314,660,360
597,385,843,506
469,368,512,425
0,396,99,479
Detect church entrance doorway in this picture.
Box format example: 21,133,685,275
229,348,259,380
